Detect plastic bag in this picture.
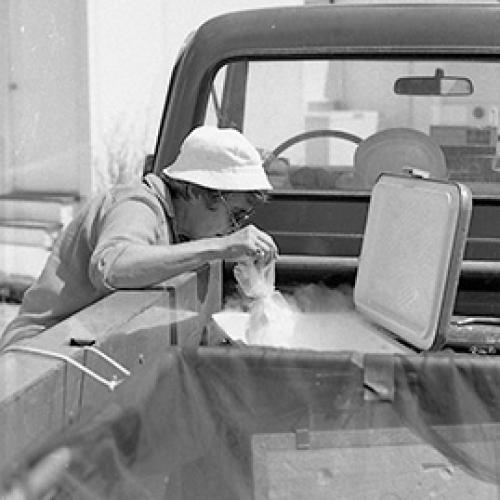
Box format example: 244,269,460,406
233,259,296,347
233,258,275,299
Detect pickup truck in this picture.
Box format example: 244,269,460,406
146,3,500,321
4,4,500,499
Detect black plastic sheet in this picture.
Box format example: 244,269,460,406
3,346,500,499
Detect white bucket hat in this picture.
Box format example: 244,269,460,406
163,126,272,191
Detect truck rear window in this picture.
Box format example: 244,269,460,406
205,59,500,196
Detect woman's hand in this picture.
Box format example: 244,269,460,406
215,224,278,263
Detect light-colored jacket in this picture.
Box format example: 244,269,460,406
1,174,176,348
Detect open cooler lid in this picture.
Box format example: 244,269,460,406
354,172,471,351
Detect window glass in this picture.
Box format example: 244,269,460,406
207,59,500,195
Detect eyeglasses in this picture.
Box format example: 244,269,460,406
218,193,255,232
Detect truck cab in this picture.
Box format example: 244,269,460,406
148,3,500,318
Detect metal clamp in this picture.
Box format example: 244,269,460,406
3,345,130,391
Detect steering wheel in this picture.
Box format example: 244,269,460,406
271,129,363,158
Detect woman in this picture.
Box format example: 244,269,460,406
1,126,277,348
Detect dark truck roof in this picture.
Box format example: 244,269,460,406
154,3,500,171
189,3,500,54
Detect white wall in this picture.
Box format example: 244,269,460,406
86,0,170,190
0,1,10,195
87,0,301,190
2,0,90,196
91,0,302,141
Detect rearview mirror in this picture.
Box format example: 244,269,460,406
394,68,473,96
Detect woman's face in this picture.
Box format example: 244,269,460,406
176,191,255,240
